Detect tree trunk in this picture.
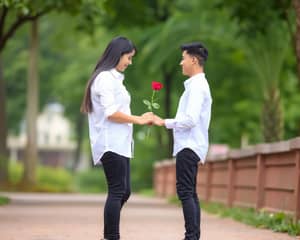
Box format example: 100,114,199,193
292,0,300,135
0,54,8,184
262,86,283,143
71,114,85,172
293,0,300,87
163,67,174,158
22,20,39,186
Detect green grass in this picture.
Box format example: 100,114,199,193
0,196,10,205
168,197,300,236
138,188,155,197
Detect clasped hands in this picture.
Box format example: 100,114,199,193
140,112,164,126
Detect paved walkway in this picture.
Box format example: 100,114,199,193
0,192,299,240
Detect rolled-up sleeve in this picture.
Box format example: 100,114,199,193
93,73,118,118
165,119,176,129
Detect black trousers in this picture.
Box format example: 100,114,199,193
176,148,201,240
101,151,131,240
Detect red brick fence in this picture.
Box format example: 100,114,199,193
153,137,300,220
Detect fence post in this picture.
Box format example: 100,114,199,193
256,154,265,210
205,162,212,202
295,150,300,221
162,162,168,197
227,159,235,207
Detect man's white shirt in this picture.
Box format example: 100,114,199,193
165,73,212,163
88,68,133,165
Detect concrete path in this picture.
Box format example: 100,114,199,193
0,192,299,240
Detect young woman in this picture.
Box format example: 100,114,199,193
81,36,153,240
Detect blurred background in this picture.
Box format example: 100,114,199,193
0,0,300,193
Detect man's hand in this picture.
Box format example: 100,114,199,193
153,115,165,126
138,112,154,125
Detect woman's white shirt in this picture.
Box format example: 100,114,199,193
88,68,133,165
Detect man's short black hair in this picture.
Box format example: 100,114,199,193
181,42,208,66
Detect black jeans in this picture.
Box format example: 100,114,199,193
101,151,131,240
176,148,201,240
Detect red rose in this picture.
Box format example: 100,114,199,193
151,81,163,91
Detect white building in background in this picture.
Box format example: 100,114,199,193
8,102,76,167
37,103,74,149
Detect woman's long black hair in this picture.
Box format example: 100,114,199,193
80,36,136,113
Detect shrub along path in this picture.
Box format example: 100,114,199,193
0,192,298,240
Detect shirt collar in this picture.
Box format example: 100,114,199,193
184,72,205,89
110,68,124,81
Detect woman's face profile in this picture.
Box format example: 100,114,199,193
116,50,135,72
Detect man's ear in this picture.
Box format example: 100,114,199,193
192,56,198,65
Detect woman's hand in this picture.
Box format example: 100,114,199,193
137,112,154,125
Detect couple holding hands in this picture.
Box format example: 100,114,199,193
81,36,212,240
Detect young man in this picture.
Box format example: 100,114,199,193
154,42,212,240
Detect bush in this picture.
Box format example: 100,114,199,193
9,162,23,184
0,196,10,205
37,166,74,192
74,167,107,193
8,162,74,192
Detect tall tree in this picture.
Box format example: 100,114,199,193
0,0,49,184
0,0,100,184
22,19,38,186
0,52,7,184
247,23,289,142
293,0,300,86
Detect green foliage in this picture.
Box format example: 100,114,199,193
0,0,87,15
281,71,300,138
0,155,8,177
0,196,10,205
246,22,288,142
246,22,289,92
73,167,107,193
202,202,300,236
100,0,174,29
8,161,23,184
131,132,167,191
9,162,107,193
138,188,155,197
168,198,300,236
221,0,292,36
8,162,73,192
37,166,73,192
3,27,28,133
0,0,29,13
168,196,179,205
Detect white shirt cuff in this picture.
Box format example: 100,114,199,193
165,119,176,129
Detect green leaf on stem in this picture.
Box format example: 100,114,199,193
143,99,151,106
152,103,160,109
